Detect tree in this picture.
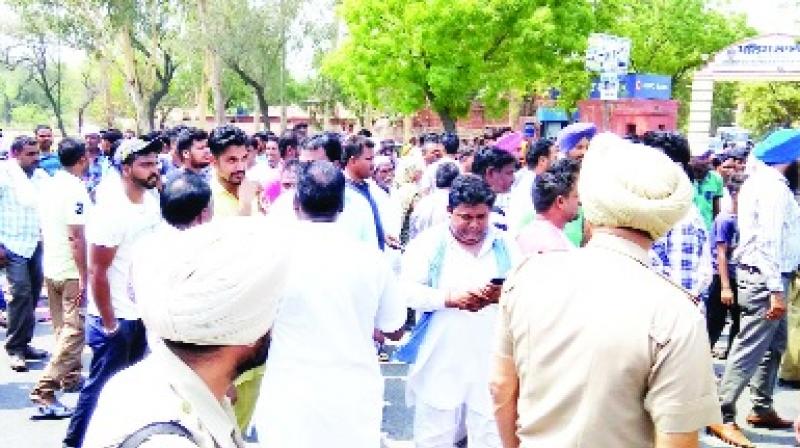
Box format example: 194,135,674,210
0,20,69,136
588,0,754,129
324,0,593,133
738,82,800,137
203,0,304,132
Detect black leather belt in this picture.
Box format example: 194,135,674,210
738,264,793,279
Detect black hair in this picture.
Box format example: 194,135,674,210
160,172,212,227
442,133,460,155
341,135,369,165
11,135,36,154
305,133,343,163
357,128,372,138
176,128,209,157
278,131,298,159
34,124,51,135
448,174,496,209
533,158,580,213
642,131,692,181
208,125,248,157
166,125,188,143
435,161,460,189
525,138,554,169
471,146,516,177
246,136,258,149
282,158,301,176
57,138,87,167
297,160,345,220
101,128,124,145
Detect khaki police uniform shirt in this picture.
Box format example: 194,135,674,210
83,346,245,448
496,231,721,448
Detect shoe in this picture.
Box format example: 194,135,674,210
746,410,794,429
23,346,48,360
9,353,28,372
706,423,754,448
30,400,73,420
778,378,800,389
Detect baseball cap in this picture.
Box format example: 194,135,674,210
114,138,163,165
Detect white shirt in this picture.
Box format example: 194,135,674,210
84,346,245,448
254,221,405,448
734,162,800,292
245,160,280,186
40,170,91,280
418,156,460,194
87,190,162,320
340,184,380,248
401,224,519,415
409,188,450,241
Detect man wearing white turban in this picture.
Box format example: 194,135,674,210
491,133,721,448
81,218,292,448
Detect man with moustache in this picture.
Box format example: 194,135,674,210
209,125,261,217
167,128,211,183
63,138,163,448
82,218,292,448
708,129,800,448
397,174,519,448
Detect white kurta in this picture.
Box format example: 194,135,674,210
401,224,519,416
254,221,406,448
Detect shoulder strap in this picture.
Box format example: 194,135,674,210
428,236,449,289
118,421,198,448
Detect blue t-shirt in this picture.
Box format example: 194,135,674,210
711,212,738,275
38,152,62,176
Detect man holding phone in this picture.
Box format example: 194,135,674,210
398,174,519,448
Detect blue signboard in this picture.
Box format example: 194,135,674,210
590,74,672,100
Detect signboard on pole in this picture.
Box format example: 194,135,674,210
599,73,620,100
586,33,632,74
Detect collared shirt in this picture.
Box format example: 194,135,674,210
87,190,161,320
84,346,245,448
339,181,380,246
515,216,574,256
401,224,519,414
649,205,712,299
40,170,91,281
694,171,724,230
409,188,450,241
497,232,721,447
210,175,241,219
733,163,800,292
84,154,111,198
254,221,405,448
0,160,41,258
347,179,386,250
38,151,62,176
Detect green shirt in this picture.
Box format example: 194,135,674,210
694,171,723,230
563,207,584,247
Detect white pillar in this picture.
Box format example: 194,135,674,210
687,76,714,156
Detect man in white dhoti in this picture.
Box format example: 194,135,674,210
253,161,406,448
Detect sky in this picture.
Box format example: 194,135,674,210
0,0,796,79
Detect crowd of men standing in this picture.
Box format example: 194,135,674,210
0,119,799,448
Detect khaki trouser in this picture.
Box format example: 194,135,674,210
30,278,85,401
780,271,800,381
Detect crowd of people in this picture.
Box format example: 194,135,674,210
0,119,799,448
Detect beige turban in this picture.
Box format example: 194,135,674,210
134,217,293,346
579,133,692,240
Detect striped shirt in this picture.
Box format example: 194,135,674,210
733,163,800,292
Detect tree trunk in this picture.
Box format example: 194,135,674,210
101,55,113,128
209,51,225,125
255,88,269,133
118,28,148,132
196,58,209,127
438,109,457,133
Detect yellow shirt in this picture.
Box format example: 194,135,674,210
211,176,241,219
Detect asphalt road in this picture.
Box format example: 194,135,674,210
0,306,797,448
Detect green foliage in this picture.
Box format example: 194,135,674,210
10,103,50,126
738,82,800,137
710,81,737,133
324,0,594,130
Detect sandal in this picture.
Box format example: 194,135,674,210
31,402,73,420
